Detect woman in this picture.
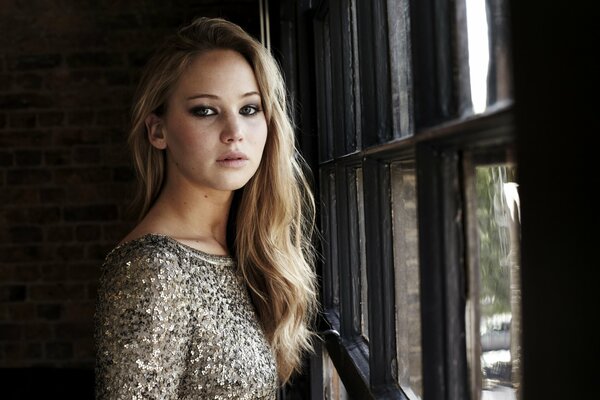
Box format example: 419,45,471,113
94,17,317,399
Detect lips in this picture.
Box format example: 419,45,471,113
216,151,249,168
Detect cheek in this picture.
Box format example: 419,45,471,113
250,118,268,149
167,119,208,150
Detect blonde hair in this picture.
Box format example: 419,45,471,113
127,17,317,382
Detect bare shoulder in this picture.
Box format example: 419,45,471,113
118,214,167,246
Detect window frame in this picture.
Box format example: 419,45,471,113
276,0,517,398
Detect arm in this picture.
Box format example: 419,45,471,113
94,248,190,399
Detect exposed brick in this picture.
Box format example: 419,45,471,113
51,129,83,146
9,113,37,129
67,110,95,126
7,303,36,321
73,339,94,359
5,206,60,224
0,285,27,302
45,226,73,242
14,265,42,282
1,0,261,371
37,304,64,320
0,324,22,341
55,322,93,341
102,223,132,241
63,204,118,222
15,150,43,166
87,282,98,300
7,169,52,185
68,263,100,281
2,246,45,263
63,302,94,321
21,323,52,340
104,70,130,86
26,343,43,359
45,342,73,360
54,167,112,185
73,146,101,164
29,283,86,301
0,265,15,281
0,151,14,167
112,166,134,182
55,245,85,261
96,108,128,126
101,144,129,164
9,225,44,243
40,188,66,203
85,244,113,261
40,264,68,282
15,73,43,90
44,149,71,166
0,93,53,109
0,188,40,205
12,54,62,70
0,130,52,147
0,73,12,91
66,52,123,68
38,112,65,127
75,225,100,241
3,342,42,360
128,51,153,67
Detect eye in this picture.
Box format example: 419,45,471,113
240,105,261,116
190,106,216,117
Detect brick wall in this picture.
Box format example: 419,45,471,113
0,0,260,369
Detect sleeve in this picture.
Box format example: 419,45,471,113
94,249,191,399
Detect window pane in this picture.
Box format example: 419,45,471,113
391,160,422,399
323,348,349,400
469,164,521,400
320,168,340,309
356,167,368,339
457,0,512,115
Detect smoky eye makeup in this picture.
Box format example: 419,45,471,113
189,106,217,117
240,105,262,115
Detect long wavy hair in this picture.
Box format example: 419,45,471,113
127,17,317,382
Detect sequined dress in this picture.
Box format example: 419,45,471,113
94,233,278,399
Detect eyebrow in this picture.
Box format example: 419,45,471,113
186,91,260,100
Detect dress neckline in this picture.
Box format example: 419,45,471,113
112,232,235,265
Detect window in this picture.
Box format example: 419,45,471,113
307,0,517,398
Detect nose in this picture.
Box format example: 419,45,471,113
220,113,244,143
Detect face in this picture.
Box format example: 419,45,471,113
148,49,268,194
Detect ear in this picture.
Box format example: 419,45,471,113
145,113,167,150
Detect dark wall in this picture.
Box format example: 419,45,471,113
0,0,260,375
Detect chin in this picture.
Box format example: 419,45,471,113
212,178,252,192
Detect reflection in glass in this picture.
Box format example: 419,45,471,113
356,168,369,339
458,0,513,116
327,170,340,308
472,164,521,400
391,161,422,399
466,0,490,113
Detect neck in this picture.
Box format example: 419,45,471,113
149,179,234,251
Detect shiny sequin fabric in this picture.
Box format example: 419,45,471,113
94,233,278,399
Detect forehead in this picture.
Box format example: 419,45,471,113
172,49,260,96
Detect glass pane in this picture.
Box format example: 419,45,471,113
329,170,340,308
356,168,368,339
457,0,512,116
320,168,339,309
323,348,349,400
473,164,521,400
391,161,422,399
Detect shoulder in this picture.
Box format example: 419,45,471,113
100,234,186,289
